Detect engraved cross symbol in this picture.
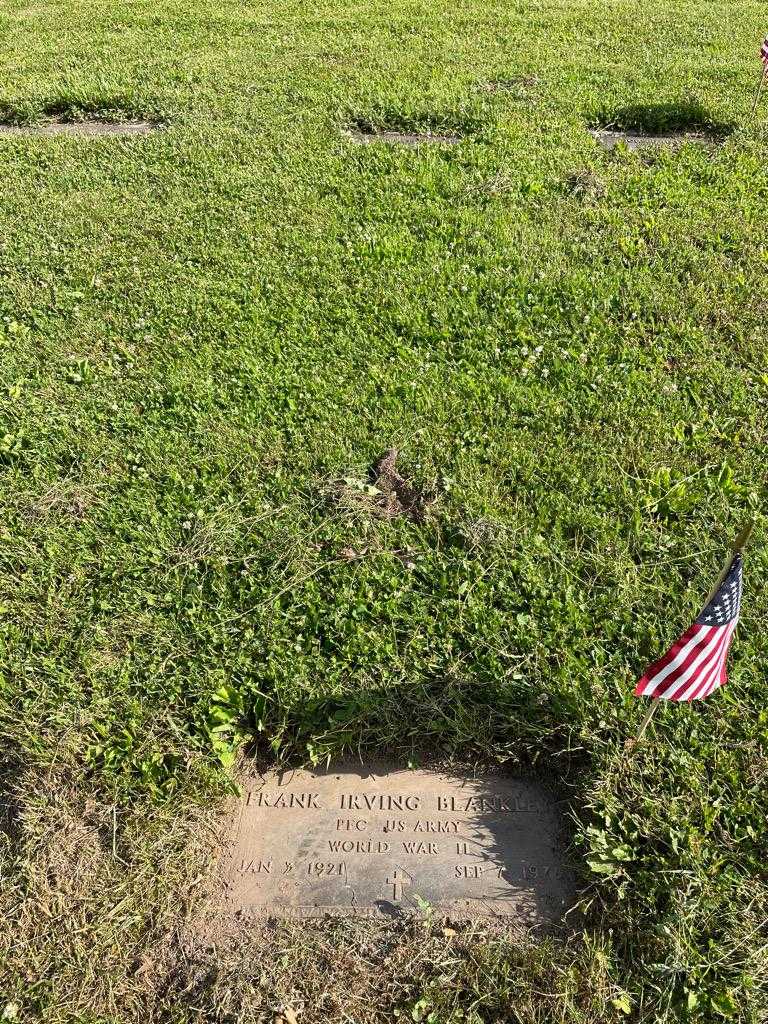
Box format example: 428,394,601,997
387,869,409,901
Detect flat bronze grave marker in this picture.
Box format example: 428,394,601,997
590,129,711,151
220,764,575,926
347,129,461,147
0,119,157,137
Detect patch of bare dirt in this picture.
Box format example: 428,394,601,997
369,449,432,520
328,449,434,523
565,168,606,199
325,448,436,524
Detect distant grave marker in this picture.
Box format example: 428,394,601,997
478,76,540,95
0,119,157,137
218,763,575,927
347,128,461,147
590,128,711,151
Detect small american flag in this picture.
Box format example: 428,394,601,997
635,553,743,702
762,36,768,64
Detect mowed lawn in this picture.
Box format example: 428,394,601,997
2,0,768,1020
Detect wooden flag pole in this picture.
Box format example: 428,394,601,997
752,66,768,116
633,521,755,743
634,699,659,742
706,521,753,602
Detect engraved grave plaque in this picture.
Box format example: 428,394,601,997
220,764,575,926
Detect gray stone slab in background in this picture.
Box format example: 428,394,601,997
0,120,157,137
219,764,575,926
590,129,710,151
347,129,461,147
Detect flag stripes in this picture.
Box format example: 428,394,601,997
634,552,742,703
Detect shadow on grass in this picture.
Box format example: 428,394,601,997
244,674,590,780
0,749,23,849
0,94,164,127
592,99,734,138
344,102,487,145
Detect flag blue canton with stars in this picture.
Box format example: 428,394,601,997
696,553,742,626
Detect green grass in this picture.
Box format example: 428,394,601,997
1,0,768,1020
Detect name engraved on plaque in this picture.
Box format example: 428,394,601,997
220,764,574,925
